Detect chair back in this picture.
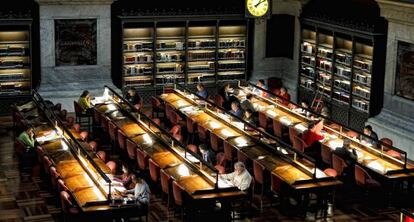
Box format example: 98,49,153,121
223,141,234,162
253,160,265,184
170,125,181,136
354,164,368,187
87,141,98,152
152,118,161,125
43,155,52,174
36,146,44,162
346,130,358,138
292,135,305,152
117,130,127,150
149,159,160,183
96,151,106,162
137,149,149,170
187,118,196,134
100,114,109,132
173,134,183,143
214,95,225,107
79,131,89,141
50,166,60,189
165,104,174,124
237,150,248,165
258,112,268,129
380,137,393,146
60,109,68,119
151,96,161,109
93,108,101,125
60,191,72,213
288,126,299,144
386,150,402,159
14,139,26,159
273,119,283,138
321,144,333,165
126,139,137,160
332,153,346,176
270,172,281,193
106,161,117,174
210,133,222,152
160,169,171,195
108,121,118,141
172,180,184,206
73,101,83,116
187,144,198,154
57,179,69,192
66,116,75,126
72,123,81,133
197,125,209,143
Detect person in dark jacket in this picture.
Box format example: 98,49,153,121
126,88,141,106
196,83,208,99
333,138,358,181
229,101,244,118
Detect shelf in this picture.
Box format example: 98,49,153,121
301,51,315,57
333,73,351,81
218,58,244,61
124,49,153,53
316,67,332,74
332,98,349,106
303,39,316,44
156,48,185,52
218,46,245,50
219,34,245,38
188,58,215,62
0,65,29,70
352,105,369,113
317,55,332,61
300,85,315,92
187,47,216,51
0,41,29,44
318,43,333,49
124,61,153,65
355,53,372,60
301,62,315,68
157,36,185,40
124,37,153,42
155,60,184,63
336,48,352,54
300,74,315,81
352,79,371,87
333,85,350,93
353,66,371,73
335,60,351,67
352,93,370,101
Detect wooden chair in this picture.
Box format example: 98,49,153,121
96,151,106,162
106,161,117,174
187,144,198,154
214,152,226,174
126,139,137,161
332,153,347,178
160,169,172,208
253,160,267,212
172,180,185,220
321,144,333,166
151,96,164,118
50,166,60,190
87,141,98,152
186,117,197,144
73,101,90,129
60,191,80,222
149,159,160,184
210,133,222,153
117,130,127,151
137,149,149,171
197,125,209,143
355,165,381,189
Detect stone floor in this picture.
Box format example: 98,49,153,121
0,115,408,221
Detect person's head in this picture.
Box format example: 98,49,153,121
224,83,231,92
280,87,287,95
131,174,143,184
301,99,309,108
199,144,209,155
121,164,130,174
231,101,240,112
81,90,90,98
364,125,373,135
234,162,246,175
26,127,34,137
343,138,351,148
246,94,253,101
257,79,265,88
196,83,205,92
244,109,253,119
127,88,136,96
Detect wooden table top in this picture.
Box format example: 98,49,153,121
56,160,85,179
73,187,107,208
152,151,182,169
177,175,214,194
65,173,95,192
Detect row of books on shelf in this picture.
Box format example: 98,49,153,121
217,62,245,70
188,62,215,72
334,66,352,78
0,73,29,81
353,72,371,85
352,98,369,112
301,66,315,78
0,60,27,69
334,79,351,91
353,86,370,99
302,56,315,66
0,82,29,91
123,43,153,51
218,50,244,59
302,42,315,54
157,53,184,62
124,55,152,64
317,59,332,72
333,90,350,104
317,48,332,59
336,53,352,65
124,66,152,75
219,40,245,48
157,42,184,50
354,59,371,72
0,47,27,56
188,51,215,60
188,40,215,49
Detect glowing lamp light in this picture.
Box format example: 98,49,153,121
177,164,190,177
328,140,342,149
277,147,289,155
61,141,68,150
177,100,186,107
294,124,307,133
210,121,221,129
367,161,385,173
266,110,278,118
279,116,292,126
221,129,234,137
235,137,248,147
143,133,153,145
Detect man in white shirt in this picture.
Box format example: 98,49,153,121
220,162,252,191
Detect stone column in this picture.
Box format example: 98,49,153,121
35,0,117,111
368,0,414,157
250,0,308,102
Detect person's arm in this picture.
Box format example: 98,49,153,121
238,173,252,191
220,172,235,181
19,132,35,148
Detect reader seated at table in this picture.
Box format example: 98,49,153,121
219,162,252,192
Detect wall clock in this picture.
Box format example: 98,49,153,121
246,0,270,18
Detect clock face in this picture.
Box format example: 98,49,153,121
246,0,270,17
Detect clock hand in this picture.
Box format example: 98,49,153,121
255,0,266,7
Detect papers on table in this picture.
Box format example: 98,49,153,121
221,129,235,137
36,131,61,144
209,121,222,130
327,139,343,149
234,137,249,147
218,177,234,188
367,160,385,173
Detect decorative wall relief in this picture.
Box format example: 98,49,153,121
55,19,97,66
395,41,414,101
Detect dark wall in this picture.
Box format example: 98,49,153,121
266,14,295,59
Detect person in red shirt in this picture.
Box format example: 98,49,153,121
302,120,325,166
277,87,291,106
